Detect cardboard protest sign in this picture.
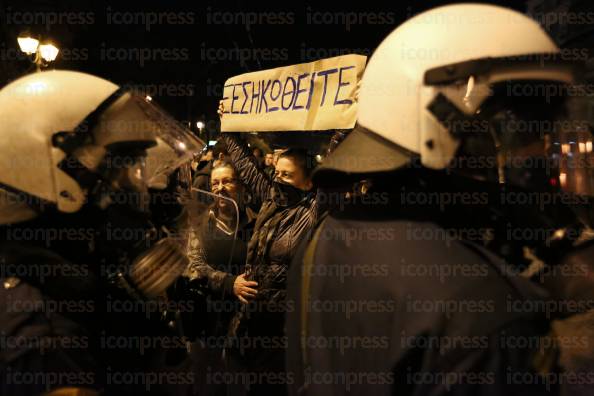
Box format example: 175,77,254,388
220,54,367,132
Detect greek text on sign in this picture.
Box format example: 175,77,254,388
220,54,367,132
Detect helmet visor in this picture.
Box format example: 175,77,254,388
483,80,594,197
133,96,205,187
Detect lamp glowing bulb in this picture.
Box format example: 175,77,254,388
18,36,39,54
38,43,59,61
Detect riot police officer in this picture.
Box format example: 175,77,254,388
287,4,593,395
0,70,204,395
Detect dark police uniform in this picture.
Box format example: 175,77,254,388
286,194,556,396
0,234,194,396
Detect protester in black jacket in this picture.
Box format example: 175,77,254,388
223,135,318,304
219,132,320,396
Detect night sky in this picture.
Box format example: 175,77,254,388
0,0,527,138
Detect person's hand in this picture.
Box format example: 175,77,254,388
218,100,225,120
354,80,362,102
233,273,258,304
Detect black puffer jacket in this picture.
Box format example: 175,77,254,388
221,134,321,336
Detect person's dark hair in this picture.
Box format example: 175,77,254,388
212,143,228,158
211,159,237,176
279,148,315,178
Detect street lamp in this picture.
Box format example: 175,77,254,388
18,34,59,71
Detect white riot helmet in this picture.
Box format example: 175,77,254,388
317,4,591,197
0,70,202,225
